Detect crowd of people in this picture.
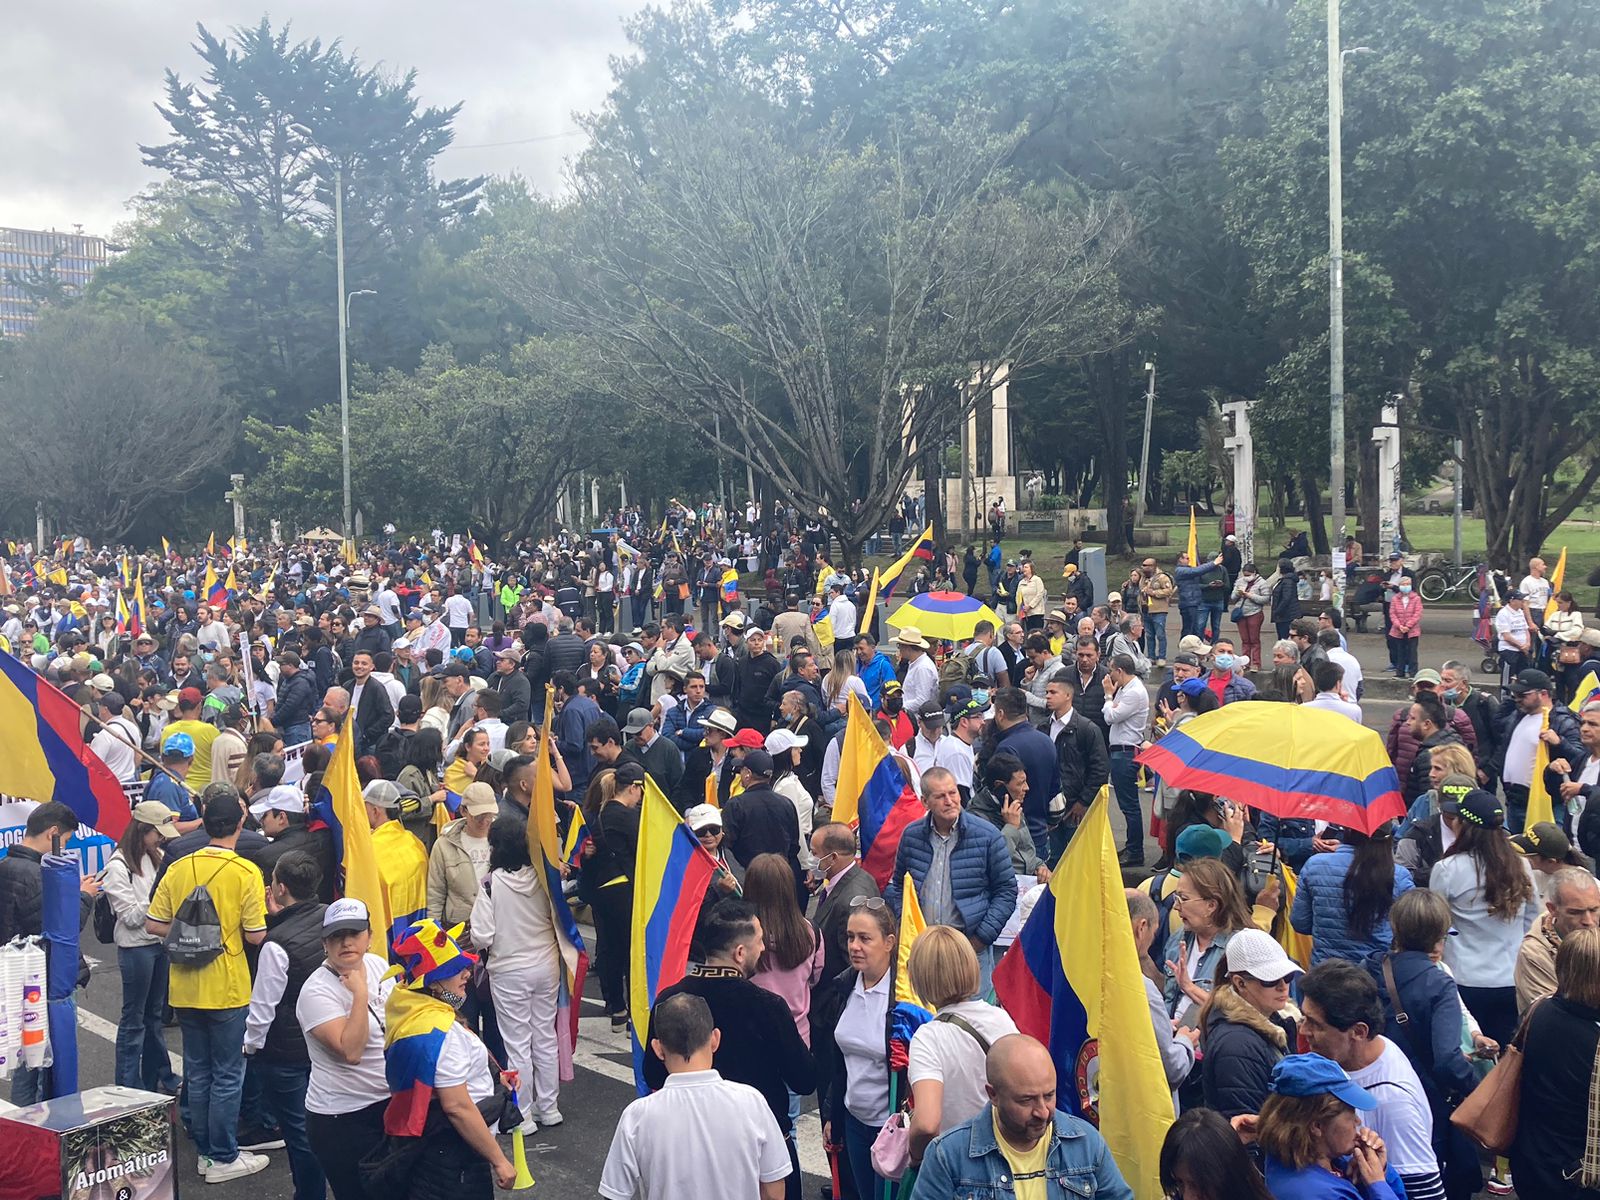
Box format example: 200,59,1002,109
4,506,1600,1200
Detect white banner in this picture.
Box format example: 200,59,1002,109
280,740,314,784
0,780,141,876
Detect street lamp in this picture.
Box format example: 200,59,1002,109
1328,0,1372,594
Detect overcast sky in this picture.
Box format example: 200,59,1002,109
3,1,649,237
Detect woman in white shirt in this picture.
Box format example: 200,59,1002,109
470,817,565,1134
905,927,1019,1167
826,898,899,1200
1428,787,1542,1046
102,802,184,1093
296,898,395,1200
766,729,817,871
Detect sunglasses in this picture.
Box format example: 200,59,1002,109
850,896,888,911
694,826,722,838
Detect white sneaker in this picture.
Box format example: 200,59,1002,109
205,1152,269,1183
534,1107,563,1127
196,1156,213,1177
515,1117,539,1136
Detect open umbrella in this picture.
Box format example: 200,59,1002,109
1135,702,1403,834
886,590,1003,642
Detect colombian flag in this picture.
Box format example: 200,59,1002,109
129,572,147,639
993,790,1173,1199
720,566,739,606
629,777,718,1093
878,524,935,601
831,692,923,888
372,820,429,955
0,649,130,841
310,710,391,947
563,804,591,871
382,985,458,1135
467,536,485,569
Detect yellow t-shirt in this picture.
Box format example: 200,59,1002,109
148,847,266,1010
162,718,219,787
992,1109,1050,1200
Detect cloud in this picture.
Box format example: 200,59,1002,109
0,0,647,236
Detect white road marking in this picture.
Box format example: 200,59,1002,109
77,1005,184,1076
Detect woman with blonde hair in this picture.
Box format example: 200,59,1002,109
904,926,1018,1166
1257,1053,1400,1199
1163,856,1257,1028
418,673,451,738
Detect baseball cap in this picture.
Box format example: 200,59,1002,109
622,707,654,735
459,782,500,818
1175,824,1232,862
1175,677,1210,699
1173,652,1203,669
362,780,405,810
740,748,775,778
1107,591,1123,602
1388,551,1404,561
766,728,810,754
917,704,947,724
613,761,646,788
1512,821,1572,861
1439,785,1504,830
1270,1053,1378,1111
488,748,517,772
948,694,993,722
720,611,747,630
397,694,422,723
439,662,470,679
162,731,196,758
90,673,116,691
703,708,738,736
882,679,903,695
725,728,766,750
130,801,181,839
323,897,371,936
684,804,723,833
1411,668,1443,687
1510,668,1553,696
177,686,204,707
1507,588,1526,600
1223,928,1303,983
249,784,306,819
1436,773,1476,812
494,648,520,662
1178,635,1210,657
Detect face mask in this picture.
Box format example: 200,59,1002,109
437,986,468,1012
1214,653,1236,671
1442,688,1461,702
884,696,903,714
1399,584,1412,594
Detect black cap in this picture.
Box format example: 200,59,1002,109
1439,786,1505,830
439,662,470,679
740,748,774,778
917,704,947,723
613,761,646,788
1510,668,1553,696
397,694,423,723
1173,652,1202,668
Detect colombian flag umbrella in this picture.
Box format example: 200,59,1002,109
886,590,1003,642
1136,702,1403,834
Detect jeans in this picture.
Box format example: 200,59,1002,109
1202,604,1224,642
1110,749,1143,859
282,723,311,747
1387,635,1419,677
1178,605,1200,640
177,1005,249,1163
116,943,178,1091
10,1062,47,1105
253,1058,322,1200
842,1110,884,1200
1145,611,1168,661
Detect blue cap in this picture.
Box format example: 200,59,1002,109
1175,677,1209,698
162,731,196,758
1175,824,1232,862
453,646,475,662
1270,1053,1378,1110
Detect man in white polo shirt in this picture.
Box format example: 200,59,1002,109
601,993,789,1200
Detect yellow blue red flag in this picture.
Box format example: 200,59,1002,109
993,789,1174,1199
832,691,922,888
530,689,588,1075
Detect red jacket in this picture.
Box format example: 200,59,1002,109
1386,704,1477,789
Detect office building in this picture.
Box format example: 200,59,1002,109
0,225,109,336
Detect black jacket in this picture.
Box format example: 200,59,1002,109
258,901,328,1064
1054,711,1110,810
811,864,881,984
1492,697,1583,780
1512,995,1600,1199
254,823,338,904
351,678,395,758
489,669,532,725
706,648,740,706
723,785,801,877
275,668,318,730
0,846,93,983
1200,984,1293,1119
675,747,736,813
643,965,816,1129
543,632,587,681
734,652,782,729
1068,666,1109,737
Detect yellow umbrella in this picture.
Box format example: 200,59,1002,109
886,590,1003,642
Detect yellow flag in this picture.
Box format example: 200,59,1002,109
1186,505,1198,564
862,567,882,635
1545,546,1568,623
202,561,218,600
1274,864,1314,970
1528,707,1555,828
48,567,68,586
326,709,389,941
161,537,172,560
894,872,927,1008
207,531,215,556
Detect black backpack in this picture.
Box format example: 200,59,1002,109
92,890,117,945
164,856,243,966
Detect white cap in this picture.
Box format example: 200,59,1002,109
1222,928,1302,982
249,784,306,818
765,728,810,754
322,897,371,935
684,804,723,832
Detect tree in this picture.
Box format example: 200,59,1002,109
0,309,236,539
492,64,1132,564
242,341,604,544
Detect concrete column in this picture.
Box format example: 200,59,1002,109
591,476,601,524
1374,402,1402,556
990,362,1011,476
1223,400,1256,565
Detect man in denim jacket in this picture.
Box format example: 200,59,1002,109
913,1035,1133,1199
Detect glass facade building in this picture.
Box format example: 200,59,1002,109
0,226,109,336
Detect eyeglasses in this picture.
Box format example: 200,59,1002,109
850,896,888,911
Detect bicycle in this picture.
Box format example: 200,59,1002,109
1414,561,1487,603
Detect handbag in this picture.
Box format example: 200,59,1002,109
871,1012,995,1181
1230,604,1246,623
1450,1000,1541,1152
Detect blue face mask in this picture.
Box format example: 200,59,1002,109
1214,653,1236,671
1399,584,1413,594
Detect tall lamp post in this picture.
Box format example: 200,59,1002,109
1328,0,1371,597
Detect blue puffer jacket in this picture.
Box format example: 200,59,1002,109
883,813,1017,947
1174,563,1209,608
1290,845,1414,965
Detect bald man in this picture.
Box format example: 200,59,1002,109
911,1034,1133,1199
